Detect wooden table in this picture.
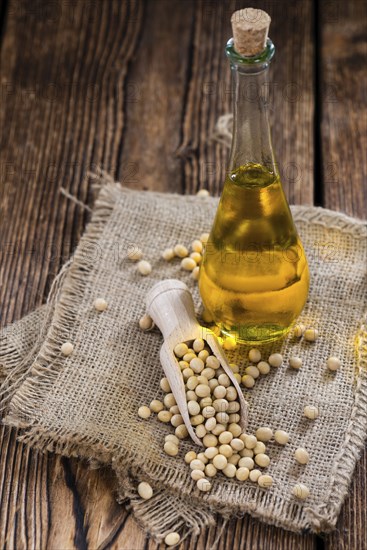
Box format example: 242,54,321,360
1,1,366,548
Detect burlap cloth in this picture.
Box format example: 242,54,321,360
0,174,366,542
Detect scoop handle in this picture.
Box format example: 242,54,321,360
146,279,202,342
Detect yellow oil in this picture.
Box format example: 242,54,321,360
199,162,310,343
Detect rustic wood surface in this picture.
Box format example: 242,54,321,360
319,3,367,550
0,1,365,549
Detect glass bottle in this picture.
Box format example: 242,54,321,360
199,37,310,344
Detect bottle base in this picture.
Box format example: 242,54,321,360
219,323,291,345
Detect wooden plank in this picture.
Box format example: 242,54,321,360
118,0,196,192
318,0,367,217
325,452,367,550
129,516,318,550
319,1,367,549
0,0,144,548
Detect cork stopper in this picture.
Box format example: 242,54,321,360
231,8,271,57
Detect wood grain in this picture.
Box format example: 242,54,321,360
0,0,364,548
319,2,367,549
318,0,367,217
118,0,196,193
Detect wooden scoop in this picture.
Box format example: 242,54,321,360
146,279,249,446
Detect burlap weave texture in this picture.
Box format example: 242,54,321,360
1,179,366,540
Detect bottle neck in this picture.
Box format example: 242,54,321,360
226,38,277,175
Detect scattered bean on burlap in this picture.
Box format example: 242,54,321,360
0,172,366,541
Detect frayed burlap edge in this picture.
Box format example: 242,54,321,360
3,180,122,465
0,168,113,410
0,307,47,389
0,257,74,411
118,473,220,543
2,177,366,537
